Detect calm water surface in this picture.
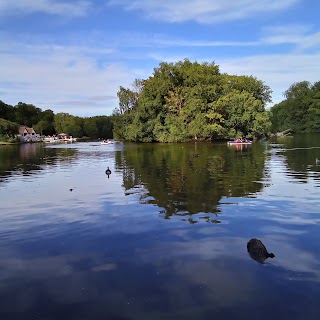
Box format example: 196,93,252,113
0,135,320,320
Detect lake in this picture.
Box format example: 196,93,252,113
0,134,320,320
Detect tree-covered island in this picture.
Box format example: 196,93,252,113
113,59,273,142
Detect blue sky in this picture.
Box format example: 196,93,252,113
1,0,319,117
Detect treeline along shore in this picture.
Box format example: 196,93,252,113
1,59,319,143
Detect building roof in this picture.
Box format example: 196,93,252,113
19,126,36,134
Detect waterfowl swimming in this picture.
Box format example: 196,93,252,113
247,238,275,264
316,158,320,165
105,167,112,178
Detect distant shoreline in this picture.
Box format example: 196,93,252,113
0,141,21,145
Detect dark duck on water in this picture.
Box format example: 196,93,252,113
247,238,275,264
105,167,112,178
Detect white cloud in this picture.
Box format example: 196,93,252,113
0,39,145,116
152,38,258,47
117,29,320,51
1,19,319,116
259,24,320,49
0,0,91,17
108,0,299,23
218,53,320,103
296,32,320,51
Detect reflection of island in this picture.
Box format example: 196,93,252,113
116,142,268,222
0,144,78,184
247,238,275,264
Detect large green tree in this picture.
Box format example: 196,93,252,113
270,81,320,133
113,59,272,142
14,102,42,127
0,101,15,121
0,118,19,136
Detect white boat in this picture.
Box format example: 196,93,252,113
63,137,77,142
101,140,113,145
43,136,60,143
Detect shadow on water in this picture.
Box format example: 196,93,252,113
115,142,269,222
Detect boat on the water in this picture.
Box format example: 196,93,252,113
101,139,113,145
227,139,252,145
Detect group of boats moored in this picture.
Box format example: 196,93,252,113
43,134,77,143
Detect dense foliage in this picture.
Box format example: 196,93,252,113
270,81,320,133
113,59,272,142
0,118,20,142
0,100,114,139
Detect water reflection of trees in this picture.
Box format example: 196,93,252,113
116,142,268,221
275,134,320,184
0,144,77,184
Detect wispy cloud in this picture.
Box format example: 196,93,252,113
109,0,299,23
151,38,258,47
52,96,117,106
296,31,320,52
218,53,320,102
98,32,259,49
0,38,145,115
0,0,91,17
260,24,312,45
114,27,320,51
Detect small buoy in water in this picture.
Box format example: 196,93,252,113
105,167,112,178
247,238,275,263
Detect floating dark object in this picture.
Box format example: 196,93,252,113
247,238,275,264
69,188,73,192
105,167,112,178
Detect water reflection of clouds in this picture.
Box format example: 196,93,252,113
0,224,320,318
0,146,135,239
0,249,119,283
267,235,320,281
259,155,320,208
0,232,253,317
133,236,273,312
137,229,320,283
0,249,123,315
